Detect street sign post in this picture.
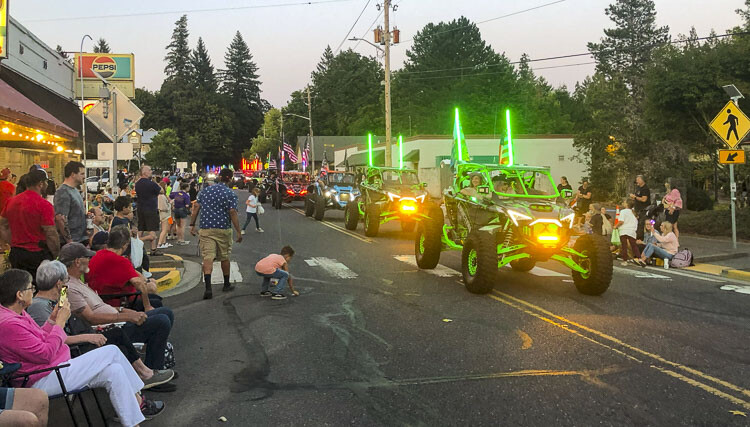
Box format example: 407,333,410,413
710,91,747,250
718,149,746,165
709,101,750,149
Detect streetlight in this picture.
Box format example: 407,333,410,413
348,37,384,53
79,34,92,202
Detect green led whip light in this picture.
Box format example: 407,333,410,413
368,133,373,167
399,135,403,169
505,109,514,166
454,108,463,162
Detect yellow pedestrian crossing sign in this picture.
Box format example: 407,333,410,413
709,101,750,149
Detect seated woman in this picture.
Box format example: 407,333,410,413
639,221,679,264
460,174,483,198
0,269,164,427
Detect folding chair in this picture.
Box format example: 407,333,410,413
1,361,107,427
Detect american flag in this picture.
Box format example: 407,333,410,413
283,142,298,163
269,158,277,169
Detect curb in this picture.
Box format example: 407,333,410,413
694,252,750,263
723,269,750,281
160,259,202,298
153,268,182,293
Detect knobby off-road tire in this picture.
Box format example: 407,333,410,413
571,234,613,296
304,195,315,217
344,201,359,230
415,204,444,269
364,203,380,237
401,220,416,232
461,230,498,294
510,257,536,272
314,194,326,221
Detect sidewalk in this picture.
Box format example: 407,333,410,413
678,234,750,282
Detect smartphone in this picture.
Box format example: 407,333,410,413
58,286,68,307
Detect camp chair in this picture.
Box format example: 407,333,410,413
0,360,107,427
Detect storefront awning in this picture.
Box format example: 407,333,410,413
338,150,385,167
403,149,420,162
0,79,78,141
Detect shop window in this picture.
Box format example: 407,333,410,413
558,155,565,162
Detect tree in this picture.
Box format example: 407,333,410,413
220,31,264,161
145,129,184,171
164,15,193,82
191,37,217,93
134,88,173,131
93,38,111,53
247,109,282,159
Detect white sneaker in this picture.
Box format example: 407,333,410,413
241,230,246,235
257,228,264,233
158,243,170,249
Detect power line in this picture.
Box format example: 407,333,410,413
353,8,383,50
334,0,372,54
399,61,596,82
396,30,750,77
398,0,567,45
24,0,356,23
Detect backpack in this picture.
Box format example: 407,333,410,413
670,249,693,268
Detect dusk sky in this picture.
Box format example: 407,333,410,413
10,0,748,107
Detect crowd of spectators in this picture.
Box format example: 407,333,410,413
0,162,205,426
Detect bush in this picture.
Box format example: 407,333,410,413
678,209,750,240
686,186,713,211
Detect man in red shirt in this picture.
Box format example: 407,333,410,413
0,167,15,213
87,225,161,311
0,170,58,280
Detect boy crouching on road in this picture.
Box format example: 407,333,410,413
255,246,298,300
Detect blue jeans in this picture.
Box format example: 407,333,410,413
256,269,289,294
121,307,174,369
642,243,673,260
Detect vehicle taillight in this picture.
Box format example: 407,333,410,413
286,189,294,195
301,189,307,195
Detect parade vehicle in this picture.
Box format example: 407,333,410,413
271,171,309,209
305,170,360,220
232,171,247,189
414,109,612,296
341,135,435,236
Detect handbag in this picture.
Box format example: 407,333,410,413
610,227,620,245
257,205,265,215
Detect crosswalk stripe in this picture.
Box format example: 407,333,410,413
304,257,358,279
613,266,670,280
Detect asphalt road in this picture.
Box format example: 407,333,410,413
151,189,750,426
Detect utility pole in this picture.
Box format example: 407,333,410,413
383,0,392,167
307,86,315,174
111,89,118,194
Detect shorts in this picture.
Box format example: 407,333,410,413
137,208,160,232
174,207,189,219
0,387,14,412
199,228,233,261
665,209,680,224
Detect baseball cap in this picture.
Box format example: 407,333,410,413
59,242,96,265
91,231,109,248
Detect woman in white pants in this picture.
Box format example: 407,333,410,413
0,269,164,427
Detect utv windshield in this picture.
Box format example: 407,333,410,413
328,173,356,185
487,168,558,198
382,170,419,186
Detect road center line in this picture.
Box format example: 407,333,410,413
489,289,750,409
289,207,373,244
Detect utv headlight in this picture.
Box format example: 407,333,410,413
507,209,533,226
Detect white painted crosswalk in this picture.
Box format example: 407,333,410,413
393,255,461,277
210,261,243,284
305,257,359,279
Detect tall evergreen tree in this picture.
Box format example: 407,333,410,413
220,31,263,161
220,31,261,108
191,37,217,93
93,38,110,53
164,15,193,81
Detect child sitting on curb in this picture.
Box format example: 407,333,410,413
255,246,298,300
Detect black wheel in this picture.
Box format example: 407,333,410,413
415,204,444,269
344,201,359,230
510,257,536,272
304,196,314,217
400,220,416,232
571,234,613,296
461,230,498,294
364,203,380,237
314,194,326,221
